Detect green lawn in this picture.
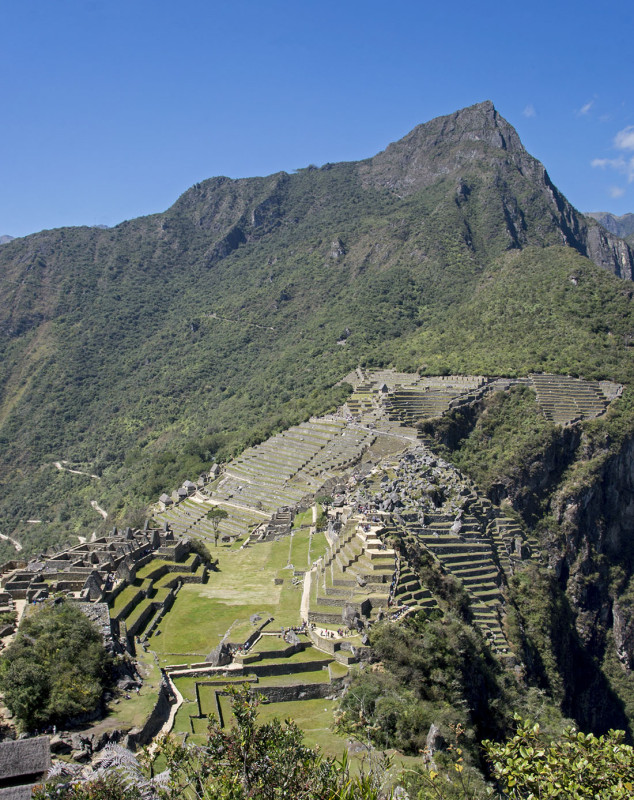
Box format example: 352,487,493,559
110,584,142,616
292,509,313,529
250,634,289,653
256,669,332,687
146,536,306,656
105,649,163,730
255,645,331,667
134,560,171,581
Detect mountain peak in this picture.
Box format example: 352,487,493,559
359,101,526,195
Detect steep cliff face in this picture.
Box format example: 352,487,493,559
582,222,634,280
361,101,634,278
421,388,634,730
551,432,634,655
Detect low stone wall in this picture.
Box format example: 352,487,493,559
308,611,342,625
125,680,173,751
249,659,332,678
238,641,306,664
127,588,176,638
308,630,340,654
248,681,343,703
113,589,144,622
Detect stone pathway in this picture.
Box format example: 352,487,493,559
300,568,313,623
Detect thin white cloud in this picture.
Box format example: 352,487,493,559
592,157,625,170
591,155,634,182
590,122,634,187
578,100,594,116
522,104,536,118
615,126,634,151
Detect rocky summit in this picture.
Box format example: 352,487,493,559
2,103,634,774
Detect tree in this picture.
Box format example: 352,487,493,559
0,601,108,730
206,506,228,546
483,716,634,799
187,536,214,565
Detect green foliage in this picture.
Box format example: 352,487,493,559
421,386,568,522
315,509,328,531
0,601,108,729
483,716,634,798
187,537,214,565
0,609,16,627
34,688,394,798
147,685,393,799
3,140,634,556
337,613,511,756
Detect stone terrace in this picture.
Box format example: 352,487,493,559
346,445,540,656
528,373,618,425
309,513,437,627
155,418,375,543
344,368,620,428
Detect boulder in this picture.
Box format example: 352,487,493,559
206,642,232,667
342,604,360,628
285,630,301,645
50,734,73,755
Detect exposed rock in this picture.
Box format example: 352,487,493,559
49,734,72,755
613,600,634,671
425,723,446,756
205,642,232,666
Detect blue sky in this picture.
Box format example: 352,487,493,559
2,0,633,238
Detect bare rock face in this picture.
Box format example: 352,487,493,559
205,642,232,666
360,101,526,196
613,600,634,671
425,723,446,758
583,224,634,280
359,100,634,279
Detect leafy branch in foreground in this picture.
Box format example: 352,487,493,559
482,716,634,799
35,685,395,800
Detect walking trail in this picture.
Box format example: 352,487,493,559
0,533,22,552
54,460,100,479
90,500,108,519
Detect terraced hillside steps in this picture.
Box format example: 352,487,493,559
155,418,376,543
308,517,439,624
528,373,614,424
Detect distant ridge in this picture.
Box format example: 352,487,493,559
0,235,14,245
587,211,634,242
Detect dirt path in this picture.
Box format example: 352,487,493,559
300,568,313,623
150,673,184,747
0,533,22,552
90,500,108,519
208,311,275,332
54,460,100,479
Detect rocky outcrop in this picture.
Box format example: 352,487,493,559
613,598,634,671
582,223,634,280
360,100,634,279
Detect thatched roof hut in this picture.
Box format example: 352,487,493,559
0,735,51,799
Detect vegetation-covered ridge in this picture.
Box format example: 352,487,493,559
2,103,634,556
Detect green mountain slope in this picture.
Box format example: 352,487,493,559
1,101,634,559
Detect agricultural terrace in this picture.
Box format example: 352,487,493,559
147,527,329,662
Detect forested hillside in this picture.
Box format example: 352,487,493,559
1,100,634,561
